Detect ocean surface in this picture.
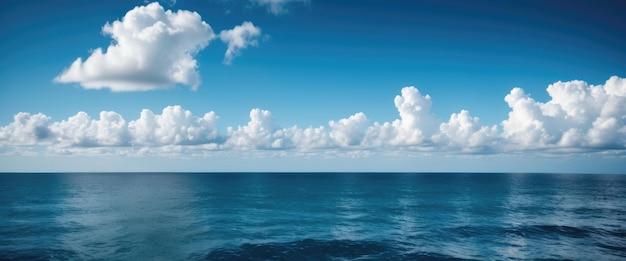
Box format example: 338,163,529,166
0,172,625,260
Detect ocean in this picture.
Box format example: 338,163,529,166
0,172,624,260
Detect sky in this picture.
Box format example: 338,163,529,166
0,0,625,173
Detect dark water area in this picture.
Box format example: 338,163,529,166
0,172,625,260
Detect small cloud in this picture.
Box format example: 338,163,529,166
329,112,368,147
54,2,215,91
432,110,499,152
219,21,262,65
214,0,307,16
251,0,308,15
226,108,289,149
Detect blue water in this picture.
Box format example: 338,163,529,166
0,173,625,260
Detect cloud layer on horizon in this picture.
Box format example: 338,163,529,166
54,2,261,92
2,76,625,157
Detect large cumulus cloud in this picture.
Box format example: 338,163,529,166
54,2,261,91
502,76,626,151
2,76,625,156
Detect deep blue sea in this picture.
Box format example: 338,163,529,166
1,173,625,260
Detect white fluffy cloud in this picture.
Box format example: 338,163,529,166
54,2,263,91
55,2,215,91
2,76,625,156
0,106,221,150
251,0,308,15
432,110,499,152
288,125,330,150
502,76,626,151
128,106,220,146
329,113,369,147
389,86,437,146
51,111,130,147
219,21,262,65
0,113,51,145
360,87,438,148
227,108,285,149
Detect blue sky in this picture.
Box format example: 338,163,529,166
0,0,625,173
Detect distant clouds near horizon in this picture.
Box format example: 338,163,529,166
2,76,624,158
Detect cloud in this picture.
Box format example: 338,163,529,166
502,76,626,151
0,112,51,145
128,106,220,146
1,106,221,150
227,108,277,149
288,125,330,150
2,76,625,156
251,0,308,15
226,108,297,150
361,87,438,148
51,111,130,147
219,21,262,65
329,113,369,147
389,86,438,146
54,2,214,91
432,110,499,152
54,2,264,91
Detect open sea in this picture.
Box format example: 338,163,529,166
0,172,625,260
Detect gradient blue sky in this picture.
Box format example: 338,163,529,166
1,0,625,173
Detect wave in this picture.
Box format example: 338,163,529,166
0,248,79,261
441,224,626,239
189,239,476,261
